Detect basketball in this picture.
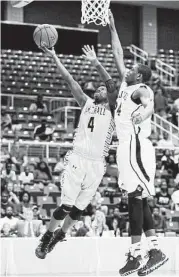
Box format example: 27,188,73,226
33,24,58,48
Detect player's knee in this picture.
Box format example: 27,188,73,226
53,204,72,220
69,206,83,220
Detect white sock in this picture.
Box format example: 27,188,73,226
146,236,160,250
129,242,141,257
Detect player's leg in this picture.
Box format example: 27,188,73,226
137,139,168,275
118,139,146,275
35,152,82,259
119,187,144,276
35,204,72,259
51,159,105,245
48,205,84,253
47,155,87,252
138,197,168,276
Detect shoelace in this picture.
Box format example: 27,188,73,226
141,251,154,270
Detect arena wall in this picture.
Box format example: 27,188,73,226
23,1,140,46
157,8,179,51
1,237,179,276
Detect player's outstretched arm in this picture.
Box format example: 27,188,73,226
82,45,117,108
108,10,126,81
131,87,154,124
40,44,88,108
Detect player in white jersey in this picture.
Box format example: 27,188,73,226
108,11,168,276
35,44,115,259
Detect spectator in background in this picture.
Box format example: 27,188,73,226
19,166,34,186
34,119,54,141
173,149,179,179
91,206,108,236
6,182,20,206
34,161,53,187
1,223,17,237
106,208,114,228
174,172,179,186
106,154,118,177
171,184,179,211
11,113,23,136
118,195,128,213
154,87,168,117
10,141,28,174
1,110,12,134
91,189,103,209
152,207,167,232
171,98,179,127
13,183,22,198
158,133,174,148
19,191,33,219
1,190,19,218
75,218,90,237
0,148,10,171
29,95,48,114
111,217,121,237
155,180,171,209
16,209,45,237
32,205,42,220
54,154,65,177
1,163,16,184
0,206,19,232
161,149,175,176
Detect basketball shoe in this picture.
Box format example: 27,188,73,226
35,231,53,259
119,252,142,276
48,228,66,253
138,249,168,276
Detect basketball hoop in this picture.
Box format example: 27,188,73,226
81,0,111,26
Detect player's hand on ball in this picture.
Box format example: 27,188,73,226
40,42,56,57
131,113,143,125
82,45,97,63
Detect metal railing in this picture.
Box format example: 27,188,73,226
130,44,149,64
155,59,177,86
51,106,179,146
1,140,179,161
1,93,76,113
52,106,81,129
152,113,179,146
50,98,76,114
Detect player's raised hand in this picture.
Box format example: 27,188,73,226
108,9,115,28
40,42,56,57
82,45,97,63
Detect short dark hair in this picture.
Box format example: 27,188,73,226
138,64,152,83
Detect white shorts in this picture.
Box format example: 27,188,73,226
61,151,106,210
117,135,156,197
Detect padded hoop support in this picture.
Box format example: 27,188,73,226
81,0,111,26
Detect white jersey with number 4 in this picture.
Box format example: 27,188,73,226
73,98,115,160
115,82,154,143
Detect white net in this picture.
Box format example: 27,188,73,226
81,0,111,26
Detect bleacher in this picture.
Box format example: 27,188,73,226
1,45,134,97
1,45,179,235
158,49,179,71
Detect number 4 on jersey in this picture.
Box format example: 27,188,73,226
88,116,94,132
